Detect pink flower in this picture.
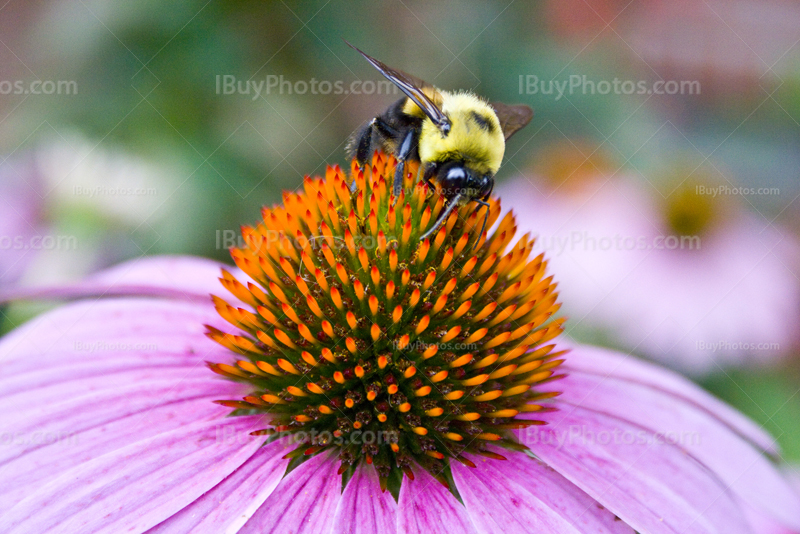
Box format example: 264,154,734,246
1,258,798,532
1,158,799,532
0,157,44,287
498,172,800,374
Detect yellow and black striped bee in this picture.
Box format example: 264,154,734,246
346,41,533,242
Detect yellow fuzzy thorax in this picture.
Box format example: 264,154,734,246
406,91,506,176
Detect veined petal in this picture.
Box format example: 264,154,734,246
2,415,267,534
147,438,293,534
522,406,751,534
332,463,397,534
0,392,230,514
551,369,800,530
452,452,634,534
0,297,247,515
0,298,230,375
240,451,342,534
556,344,777,454
397,468,478,534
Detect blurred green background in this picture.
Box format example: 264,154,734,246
1,0,799,461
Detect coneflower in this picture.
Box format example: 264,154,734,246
0,152,798,533
207,153,563,493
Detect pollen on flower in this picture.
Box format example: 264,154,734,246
207,151,566,492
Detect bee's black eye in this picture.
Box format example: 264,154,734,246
447,167,466,181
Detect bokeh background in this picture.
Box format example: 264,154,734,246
1,0,799,462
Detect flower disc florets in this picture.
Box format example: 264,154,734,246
208,152,565,492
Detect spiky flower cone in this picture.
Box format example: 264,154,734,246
208,152,565,493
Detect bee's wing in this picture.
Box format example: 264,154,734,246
491,102,533,141
345,41,451,133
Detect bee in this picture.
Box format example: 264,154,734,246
346,41,533,244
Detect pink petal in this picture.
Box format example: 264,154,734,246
0,298,230,378
521,406,751,534
551,368,800,530
0,393,230,514
0,297,247,513
558,343,777,454
147,438,293,533
452,452,634,533
332,463,397,534
240,451,343,534
397,468,477,534
0,255,236,303
2,415,267,534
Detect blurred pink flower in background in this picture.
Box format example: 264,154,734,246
0,157,44,288
498,144,800,374
1,135,185,295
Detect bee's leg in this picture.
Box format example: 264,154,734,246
351,118,399,193
393,128,418,201
472,198,491,251
420,193,462,241
422,163,436,192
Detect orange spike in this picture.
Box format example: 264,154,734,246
422,345,438,359
313,269,329,292
452,300,471,320
286,385,308,397
274,329,298,349
277,359,301,375
307,382,325,394
423,271,437,291
449,354,473,368
298,324,318,345
321,320,335,339
440,326,461,343
397,334,410,350
353,279,365,301
409,288,421,307
432,294,448,315
439,247,454,271
330,287,344,310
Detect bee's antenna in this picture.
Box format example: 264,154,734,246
420,193,463,242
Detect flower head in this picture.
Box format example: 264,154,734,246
207,153,564,491
1,152,799,533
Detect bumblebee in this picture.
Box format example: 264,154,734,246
346,41,533,242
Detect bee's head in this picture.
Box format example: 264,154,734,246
432,160,493,201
